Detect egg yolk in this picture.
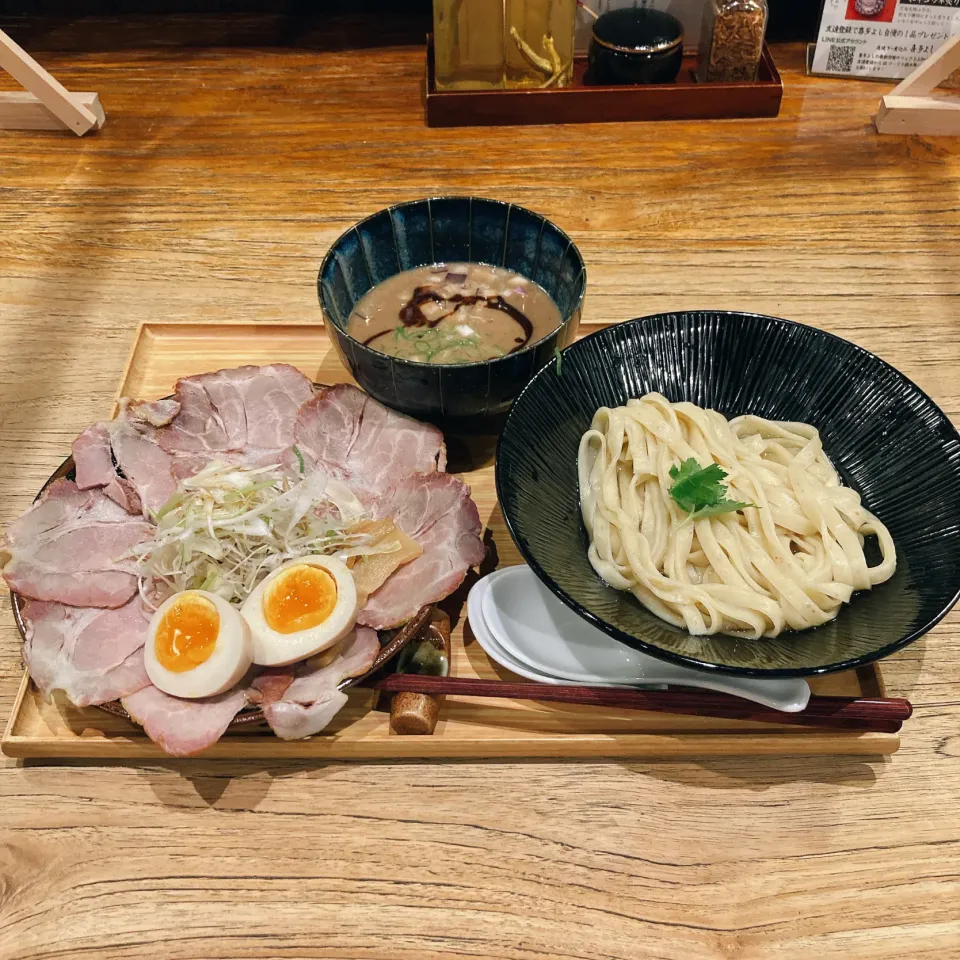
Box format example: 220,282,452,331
155,594,219,673
263,564,338,634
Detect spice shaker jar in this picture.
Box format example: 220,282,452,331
698,0,768,83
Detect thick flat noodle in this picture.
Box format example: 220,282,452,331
157,364,314,475
294,383,446,496
359,474,485,629
122,685,247,757
22,598,151,707
578,394,898,638
72,417,178,517
263,628,380,740
1,480,151,608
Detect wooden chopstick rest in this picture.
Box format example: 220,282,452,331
389,609,452,735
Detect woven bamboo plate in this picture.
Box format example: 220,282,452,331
1,321,899,759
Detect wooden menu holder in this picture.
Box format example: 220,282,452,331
0,28,104,134
875,34,960,136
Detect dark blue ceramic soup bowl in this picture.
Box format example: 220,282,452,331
318,197,586,433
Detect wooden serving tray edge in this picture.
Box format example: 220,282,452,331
423,35,783,128
1,320,899,761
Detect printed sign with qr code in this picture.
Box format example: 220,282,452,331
812,0,960,78
825,43,857,71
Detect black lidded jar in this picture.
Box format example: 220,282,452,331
587,7,684,85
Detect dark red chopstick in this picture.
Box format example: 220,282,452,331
371,674,911,733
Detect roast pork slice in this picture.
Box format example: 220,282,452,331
108,418,178,515
156,363,314,474
122,685,248,758
73,422,115,489
261,627,380,740
119,397,181,430
359,473,485,630
293,383,446,496
1,480,152,608
103,476,143,515
247,666,296,707
72,415,178,518
21,598,151,707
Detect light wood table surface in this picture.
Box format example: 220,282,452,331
1,30,958,960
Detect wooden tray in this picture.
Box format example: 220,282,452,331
2,321,899,759
423,35,783,128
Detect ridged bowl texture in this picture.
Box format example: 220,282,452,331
497,312,960,676
318,197,586,431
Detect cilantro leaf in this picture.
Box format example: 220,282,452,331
668,457,753,520
688,499,754,521
668,458,727,512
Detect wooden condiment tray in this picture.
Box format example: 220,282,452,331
1,321,898,760
423,35,783,128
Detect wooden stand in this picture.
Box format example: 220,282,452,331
0,28,104,135
875,35,960,136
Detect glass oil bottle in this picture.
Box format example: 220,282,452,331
433,0,576,91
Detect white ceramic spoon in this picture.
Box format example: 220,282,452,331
471,566,810,713
466,576,633,686
467,588,569,684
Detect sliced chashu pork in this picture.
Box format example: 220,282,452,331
359,473,485,629
156,364,314,478
1,480,152,608
122,685,248,758
294,383,446,496
73,421,144,514
250,628,380,740
123,628,379,757
120,397,181,430
21,598,151,707
73,414,178,518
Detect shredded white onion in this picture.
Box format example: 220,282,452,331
124,459,393,610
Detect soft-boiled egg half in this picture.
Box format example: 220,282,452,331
240,556,359,666
145,590,253,699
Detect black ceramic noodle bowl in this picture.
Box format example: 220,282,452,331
318,197,586,433
497,312,960,677
587,8,684,86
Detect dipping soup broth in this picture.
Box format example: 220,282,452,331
347,263,562,364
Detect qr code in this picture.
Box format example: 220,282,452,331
826,43,856,73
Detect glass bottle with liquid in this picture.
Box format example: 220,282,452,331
434,0,576,91
434,0,505,90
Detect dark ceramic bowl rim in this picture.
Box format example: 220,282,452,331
496,310,960,678
591,8,684,54
317,196,587,372
591,27,684,55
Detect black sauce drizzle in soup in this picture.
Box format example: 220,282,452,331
346,263,562,364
